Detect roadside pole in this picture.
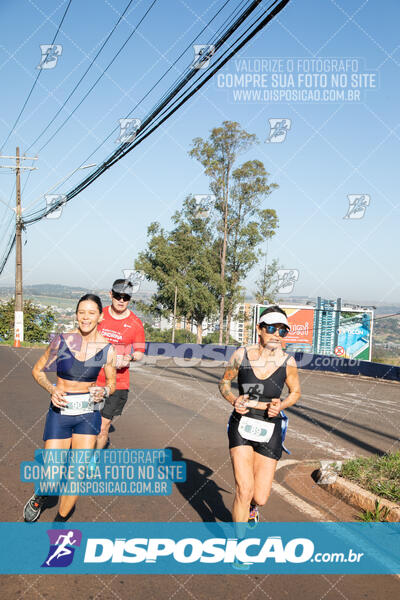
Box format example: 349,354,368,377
0,148,38,345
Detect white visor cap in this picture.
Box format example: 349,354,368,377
258,312,289,328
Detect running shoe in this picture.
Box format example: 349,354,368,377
247,504,259,529
23,494,47,522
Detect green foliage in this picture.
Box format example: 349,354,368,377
137,121,280,344
254,257,282,304
202,331,240,346
341,452,400,503
189,121,279,342
189,121,257,189
135,196,220,343
143,323,196,343
0,298,55,343
357,500,390,522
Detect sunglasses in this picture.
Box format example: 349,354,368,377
260,324,289,338
112,292,131,302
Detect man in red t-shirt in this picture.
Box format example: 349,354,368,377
96,278,145,448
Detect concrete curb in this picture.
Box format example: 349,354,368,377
315,463,400,522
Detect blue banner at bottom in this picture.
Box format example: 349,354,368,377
1,522,399,574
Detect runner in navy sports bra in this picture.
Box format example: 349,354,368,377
219,305,301,528
23,294,116,523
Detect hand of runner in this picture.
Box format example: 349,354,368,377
89,385,106,402
267,398,281,418
51,388,68,408
115,354,131,369
234,394,250,415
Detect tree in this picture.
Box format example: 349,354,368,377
135,196,220,343
190,122,279,343
223,160,278,342
254,258,282,305
0,298,55,343
189,121,257,344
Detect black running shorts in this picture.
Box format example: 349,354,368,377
227,410,283,460
101,389,129,420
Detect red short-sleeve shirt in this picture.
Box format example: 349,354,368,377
96,306,145,390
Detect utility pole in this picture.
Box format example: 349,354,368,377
0,148,37,344
14,147,23,343
171,284,178,343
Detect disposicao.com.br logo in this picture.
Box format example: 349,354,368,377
1,522,397,575
83,535,363,566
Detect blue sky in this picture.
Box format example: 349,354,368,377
0,0,398,304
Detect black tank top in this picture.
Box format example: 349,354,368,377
237,348,290,422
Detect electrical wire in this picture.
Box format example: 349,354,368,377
23,0,288,222
0,0,73,153
0,232,16,276
20,0,238,216
0,0,291,272
25,0,135,152
56,0,288,206
22,0,271,220
33,0,159,154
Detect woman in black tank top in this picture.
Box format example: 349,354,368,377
218,305,301,526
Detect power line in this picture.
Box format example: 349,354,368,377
23,0,289,223
25,0,135,152
18,0,249,218
22,0,275,221
25,0,237,208
0,232,16,276
33,0,159,154
0,0,73,153
89,1,289,177
0,0,291,273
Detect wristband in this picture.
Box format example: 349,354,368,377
103,386,110,398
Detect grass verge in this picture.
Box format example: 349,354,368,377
341,451,400,504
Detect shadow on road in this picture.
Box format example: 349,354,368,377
166,446,232,522
151,365,225,387
297,404,399,443
290,406,390,455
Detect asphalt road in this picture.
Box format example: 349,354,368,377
1,346,399,599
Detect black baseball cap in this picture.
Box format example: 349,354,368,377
111,279,133,296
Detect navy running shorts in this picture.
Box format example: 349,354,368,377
43,405,101,440
227,409,283,460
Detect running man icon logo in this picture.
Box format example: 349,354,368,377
122,269,145,293
193,194,215,218
41,529,82,568
277,269,299,294
45,194,66,219
242,383,264,399
266,119,291,143
117,118,142,144
344,194,370,219
37,45,63,69
192,45,215,70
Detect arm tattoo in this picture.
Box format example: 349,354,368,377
218,379,233,401
218,356,241,404
35,371,55,395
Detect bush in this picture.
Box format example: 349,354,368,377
0,298,55,343
143,324,197,343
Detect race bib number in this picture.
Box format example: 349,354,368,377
238,416,275,442
60,394,104,416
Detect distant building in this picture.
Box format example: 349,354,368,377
252,298,374,361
